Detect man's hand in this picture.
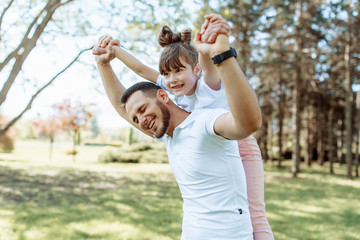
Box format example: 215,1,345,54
200,14,231,43
194,31,230,58
92,35,120,65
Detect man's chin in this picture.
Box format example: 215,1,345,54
154,131,165,138
153,127,167,138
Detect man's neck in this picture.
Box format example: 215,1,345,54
166,105,191,138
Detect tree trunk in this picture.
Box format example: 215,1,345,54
277,82,284,168
263,120,269,163
317,99,325,166
354,130,359,178
328,103,335,174
267,114,273,163
49,136,54,161
337,119,344,166
355,92,360,177
291,2,304,178
304,95,310,167
72,130,77,163
344,32,353,179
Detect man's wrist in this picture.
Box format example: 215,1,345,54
97,62,111,67
211,47,237,65
209,46,230,58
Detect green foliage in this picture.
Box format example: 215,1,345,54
98,143,168,164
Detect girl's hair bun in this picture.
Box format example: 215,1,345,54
158,25,192,47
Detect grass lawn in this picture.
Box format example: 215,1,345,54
0,141,359,240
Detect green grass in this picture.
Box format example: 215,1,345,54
0,141,359,240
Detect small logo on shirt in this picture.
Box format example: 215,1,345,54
237,209,242,215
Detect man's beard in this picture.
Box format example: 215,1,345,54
154,100,170,138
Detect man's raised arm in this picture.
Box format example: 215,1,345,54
194,33,262,140
93,38,153,137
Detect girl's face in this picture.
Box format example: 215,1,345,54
163,58,201,97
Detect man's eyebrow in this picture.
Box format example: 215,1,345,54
137,104,146,112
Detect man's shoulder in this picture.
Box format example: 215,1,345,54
193,108,228,117
191,108,228,129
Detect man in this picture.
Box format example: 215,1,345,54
93,25,261,240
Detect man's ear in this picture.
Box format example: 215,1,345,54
194,63,202,77
156,89,170,103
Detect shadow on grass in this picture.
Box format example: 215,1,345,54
264,165,360,240
0,165,182,240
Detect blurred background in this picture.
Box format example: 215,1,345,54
0,0,359,239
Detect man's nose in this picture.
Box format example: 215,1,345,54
139,115,148,128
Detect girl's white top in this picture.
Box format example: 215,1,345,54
157,74,229,112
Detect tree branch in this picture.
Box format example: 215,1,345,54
0,0,66,106
0,46,93,136
0,0,14,34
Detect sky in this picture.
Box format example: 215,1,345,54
1,35,141,130
0,13,149,130
1,0,200,131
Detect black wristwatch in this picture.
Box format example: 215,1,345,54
212,47,237,65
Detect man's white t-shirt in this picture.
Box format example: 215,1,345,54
159,108,253,240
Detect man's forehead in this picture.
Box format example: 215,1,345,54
125,91,151,112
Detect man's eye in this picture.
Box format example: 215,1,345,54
176,69,182,73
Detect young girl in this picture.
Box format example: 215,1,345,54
93,14,273,240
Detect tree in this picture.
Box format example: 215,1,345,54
52,99,93,162
0,0,193,138
0,0,93,136
32,116,64,160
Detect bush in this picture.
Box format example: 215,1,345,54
98,147,119,163
0,133,15,152
83,140,123,147
123,143,153,152
65,149,78,155
98,143,168,164
0,116,16,152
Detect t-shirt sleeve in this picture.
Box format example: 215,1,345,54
156,74,169,91
202,108,228,139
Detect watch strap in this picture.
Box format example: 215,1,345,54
212,47,237,65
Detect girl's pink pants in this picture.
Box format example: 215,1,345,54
238,136,274,240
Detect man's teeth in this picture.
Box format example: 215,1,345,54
150,121,155,128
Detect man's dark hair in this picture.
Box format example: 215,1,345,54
121,81,161,104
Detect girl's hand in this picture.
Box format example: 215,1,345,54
92,35,119,65
200,14,231,43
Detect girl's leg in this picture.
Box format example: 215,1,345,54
238,136,274,240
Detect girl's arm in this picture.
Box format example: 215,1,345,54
94,35,159,83
198,14,231,91
199,52,221,90
112,45,160,83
